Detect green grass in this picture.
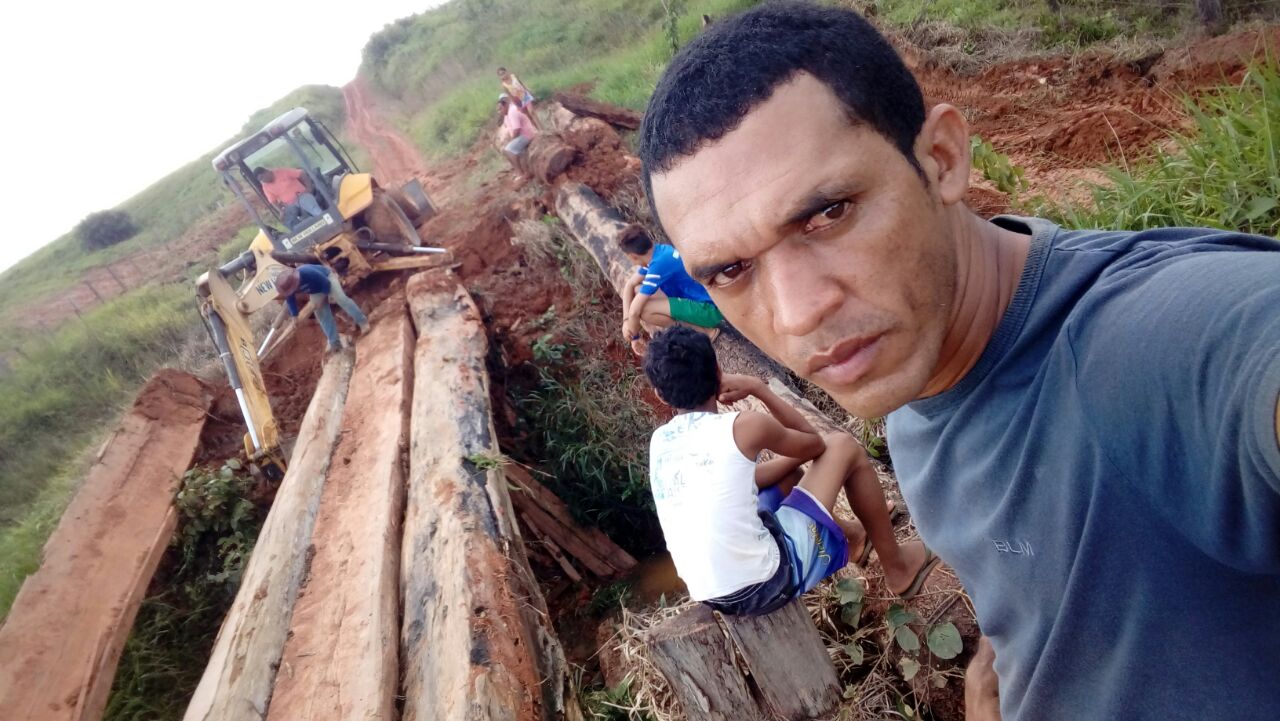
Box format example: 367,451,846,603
365,0,758,159
851,0,1258,47
1036,60,1280,235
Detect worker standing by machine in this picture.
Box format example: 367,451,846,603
275,265,369,353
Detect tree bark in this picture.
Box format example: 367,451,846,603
265,298,413,721
401,270,566,721
0,371,210,721
720,601,842,720
646,606,766,721
184,350,356,721
521,134,578,184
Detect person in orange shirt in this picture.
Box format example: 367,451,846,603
254,167,322,229
497,66,540,129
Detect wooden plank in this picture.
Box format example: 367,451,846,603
646,606,765,721
184,349,356,721
264,298,413,721
0,370,211,721
516,500,616,578
721,601,842,720
505,465,637,574
401,270,566,721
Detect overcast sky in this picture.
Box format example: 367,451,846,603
0,0,441,274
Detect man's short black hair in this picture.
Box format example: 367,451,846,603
639,1,925,222
618,225,654,256
644,326,720,410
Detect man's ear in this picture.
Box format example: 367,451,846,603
914,103,971,206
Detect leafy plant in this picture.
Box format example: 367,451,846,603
971,135,1028,197
105,459,265,719
579,673,654,721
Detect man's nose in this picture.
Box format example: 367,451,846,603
759,242,842,338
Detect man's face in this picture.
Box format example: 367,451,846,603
651,73,959,417
259,170,274,183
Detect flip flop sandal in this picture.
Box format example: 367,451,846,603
896,547,941,600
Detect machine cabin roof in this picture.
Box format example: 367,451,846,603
212,107,311,172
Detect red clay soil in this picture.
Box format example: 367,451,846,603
0,370,211,721
909,25,1280,205
344,78,431,189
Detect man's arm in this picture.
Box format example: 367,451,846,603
285,294,300,317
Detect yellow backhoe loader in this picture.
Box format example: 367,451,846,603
196,107,447,479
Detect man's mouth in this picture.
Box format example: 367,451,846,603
807,334,884,387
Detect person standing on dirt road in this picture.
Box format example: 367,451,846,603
254,167,322,230
638,3,1280,721
274,264,369,353
619,226,723,356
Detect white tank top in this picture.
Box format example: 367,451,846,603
649,411,779,600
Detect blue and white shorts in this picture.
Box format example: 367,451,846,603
504,135,532,155
759,486,850,593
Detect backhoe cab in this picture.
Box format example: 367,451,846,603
196,107,447,480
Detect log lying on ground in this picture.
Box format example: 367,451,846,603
184,349,356,721
550,93,643,130
265,298,413,721
554,182,840,433
646,606,764,721
0,370,211,721
506,464,638,579
401,270,566,721
521,133,578,183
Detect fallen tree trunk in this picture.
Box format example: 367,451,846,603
550,93,643,130
521,134,578,184
265,298,413,721
401,270,566,721
184,349,356,721
553,182,840,433
0,370,211,721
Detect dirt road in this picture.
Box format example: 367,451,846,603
343,79,433,189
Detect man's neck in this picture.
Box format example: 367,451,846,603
920,211,1032,398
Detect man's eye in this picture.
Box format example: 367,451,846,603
804,201,851,233
711,261,750,288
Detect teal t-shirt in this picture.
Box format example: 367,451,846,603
887,217,1280,720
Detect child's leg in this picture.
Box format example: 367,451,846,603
798,433,933,595
637,290,677,334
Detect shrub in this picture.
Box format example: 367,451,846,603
76,210,139,251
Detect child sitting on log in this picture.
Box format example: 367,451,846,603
643,326,939,614
620,226,724,357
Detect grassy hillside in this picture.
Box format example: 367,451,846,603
360,0,759,158
0,85,355,326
